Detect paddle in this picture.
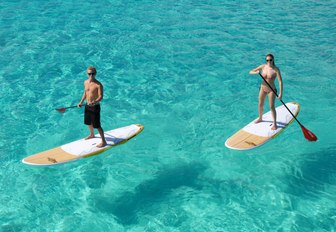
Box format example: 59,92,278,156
55,105,79,113
258,73,317,141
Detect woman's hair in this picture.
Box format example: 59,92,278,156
266,54,275,66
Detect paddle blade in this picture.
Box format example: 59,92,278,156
301,126,318,142
56,108,66,113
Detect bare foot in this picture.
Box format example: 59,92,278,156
254,118,263,123
85,135,95,140
96,141,107,148
271,124,277,130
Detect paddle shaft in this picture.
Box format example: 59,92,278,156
258,73,304,127
63,105,78,109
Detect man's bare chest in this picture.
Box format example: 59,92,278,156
85,83,98,92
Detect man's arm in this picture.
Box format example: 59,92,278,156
94,83,103,104
77,82,87,107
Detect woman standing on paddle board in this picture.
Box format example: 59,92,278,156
249,54,283,130
77,66,107,147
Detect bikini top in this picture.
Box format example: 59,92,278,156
261,67,277,80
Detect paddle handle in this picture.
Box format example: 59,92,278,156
258,73,303,127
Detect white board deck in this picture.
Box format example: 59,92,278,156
225,102,300,150
22,124,144,166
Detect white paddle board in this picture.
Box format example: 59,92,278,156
225,102,300,150
22,124,144,166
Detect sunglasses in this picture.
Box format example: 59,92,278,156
87,72,96,76
266,59,273,62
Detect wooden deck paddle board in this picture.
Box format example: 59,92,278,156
22,124,144,166
225,102,300,150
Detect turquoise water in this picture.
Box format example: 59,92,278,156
1,0,336,231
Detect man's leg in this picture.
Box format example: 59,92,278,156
96,127,107,147
85,124,95,140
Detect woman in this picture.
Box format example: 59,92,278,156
249,54,283,130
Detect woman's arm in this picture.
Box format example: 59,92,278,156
249,64,264,74
276,68,283,100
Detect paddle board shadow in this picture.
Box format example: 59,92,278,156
260,120,287,129
105,136,124,144
93,162,207,225
103,130,141,145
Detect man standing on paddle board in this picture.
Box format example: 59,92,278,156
249,54,283,130
77,66,107,147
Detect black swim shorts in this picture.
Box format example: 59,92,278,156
84,104,101,128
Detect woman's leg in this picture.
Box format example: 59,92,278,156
255,87,267,123
268,92,277,130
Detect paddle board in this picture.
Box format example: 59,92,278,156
22,124,144,166
225,102,300,150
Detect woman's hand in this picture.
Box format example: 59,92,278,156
249,65,264,75
249,70,260,74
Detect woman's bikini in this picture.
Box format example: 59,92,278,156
260,68,277,94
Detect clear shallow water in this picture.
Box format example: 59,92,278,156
1,0,336,231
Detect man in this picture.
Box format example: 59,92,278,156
77,66,107,147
